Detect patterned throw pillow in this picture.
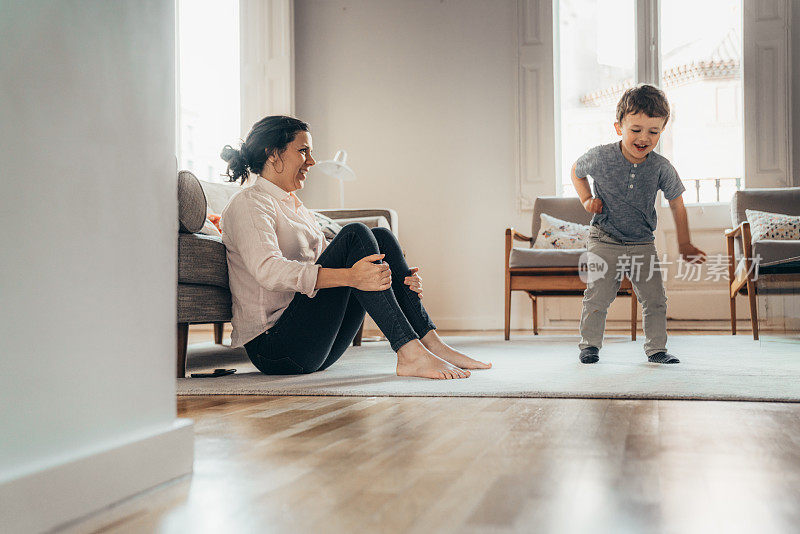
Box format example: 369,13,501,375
312,211,344,241
198,212,222,237
533,213,591,249
745,209,800,242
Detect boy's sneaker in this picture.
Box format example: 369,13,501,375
647,352,680,364
579,347,599,364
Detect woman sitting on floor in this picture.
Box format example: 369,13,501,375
220,115,491,379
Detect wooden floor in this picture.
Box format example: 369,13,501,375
72,330,800,534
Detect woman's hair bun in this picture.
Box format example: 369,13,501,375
220,144,240,163
220,143,250,184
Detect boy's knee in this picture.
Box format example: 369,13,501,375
583,279,620,303
640,293,667,311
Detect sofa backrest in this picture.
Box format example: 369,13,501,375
731,187,800,227
200,179,243,214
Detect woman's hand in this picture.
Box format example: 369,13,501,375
349,254,392,291
583,197,603,214
404,267,423,299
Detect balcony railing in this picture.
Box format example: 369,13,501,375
681,177,741,204
561,176,742,204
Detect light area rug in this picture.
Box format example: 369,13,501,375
176,334,800,401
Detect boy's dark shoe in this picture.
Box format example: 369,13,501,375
579,347,599,364
647,352,680,364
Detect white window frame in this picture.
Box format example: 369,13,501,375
542,0,792,207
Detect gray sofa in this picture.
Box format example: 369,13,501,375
176,170,398,377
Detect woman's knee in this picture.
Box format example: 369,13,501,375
339,222,373,237
370,226,393,240
337,222,379,254
339,222,377,244
370,226,402,253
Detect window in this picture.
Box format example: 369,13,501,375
177,0,240,183
557,0,635,197
658,0,743,203
556,0,743,203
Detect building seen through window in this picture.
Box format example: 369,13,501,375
558,0,743,203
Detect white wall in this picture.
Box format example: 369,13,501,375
295,0,544,330
0,1,192,531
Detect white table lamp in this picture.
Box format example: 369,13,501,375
315,150,357,208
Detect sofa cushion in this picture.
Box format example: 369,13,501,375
178,233,229,288
751,240,800,268
509,247,587,268
313,211,344,240
200,180,242,214
531,197,592,244
746,209,800,242
177,283,232,323
533,213,591,249
178,170,207,233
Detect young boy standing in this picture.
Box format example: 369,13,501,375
571,84,706,365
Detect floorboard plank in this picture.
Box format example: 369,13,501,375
67,330,800,534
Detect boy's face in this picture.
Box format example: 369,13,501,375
614,112,667,164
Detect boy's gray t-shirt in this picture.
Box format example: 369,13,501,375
575,142,685,243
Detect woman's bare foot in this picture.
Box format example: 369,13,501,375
396,340,470,379
420,331,492,369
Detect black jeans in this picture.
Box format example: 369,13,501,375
244,223,437,375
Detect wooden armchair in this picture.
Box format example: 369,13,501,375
725,187,800,340
504,197,638,340
724,221,758,338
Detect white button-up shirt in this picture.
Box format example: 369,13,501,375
221,177,327,348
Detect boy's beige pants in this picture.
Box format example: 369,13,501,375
578,226,668,356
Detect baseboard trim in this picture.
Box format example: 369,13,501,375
0,419,194,533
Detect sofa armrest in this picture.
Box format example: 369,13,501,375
505,227,533,272
724,222,748,238
315,208,399,236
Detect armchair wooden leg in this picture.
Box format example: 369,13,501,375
353,320,364,346
213,322,224,344
746,280,759,340
505,280,512,341
177,323,189,378
730,292,737,335
527,293,538,335
631,293,637,341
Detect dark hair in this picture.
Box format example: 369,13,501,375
616,84,670,126
220,115,310,185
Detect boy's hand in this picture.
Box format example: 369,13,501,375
679,243,707,264
582,197,603,214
